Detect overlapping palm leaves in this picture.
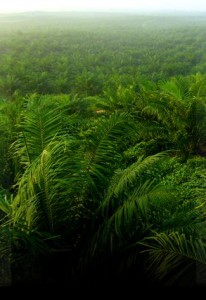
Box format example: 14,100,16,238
130,75,206,159
0,73,206,286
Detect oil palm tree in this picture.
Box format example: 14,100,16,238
0,94,138,284
132,74,206,159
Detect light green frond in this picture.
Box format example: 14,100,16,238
101,152,168,216
12,104,63,168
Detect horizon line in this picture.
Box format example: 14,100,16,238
1,8,206,14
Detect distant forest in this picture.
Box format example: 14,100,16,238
0,12,206,288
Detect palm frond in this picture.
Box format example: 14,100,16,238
66,112,137,201
12,103,63,168
0,193,12,216
101,152,168,216
140,231,206,286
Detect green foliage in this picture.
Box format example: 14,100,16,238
141,232,206,286
0,12,206,286
161,157,206,203
1,13,206,97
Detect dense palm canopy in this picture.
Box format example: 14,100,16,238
0,12,206,287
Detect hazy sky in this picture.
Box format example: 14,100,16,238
1,0,206,13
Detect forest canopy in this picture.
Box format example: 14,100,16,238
0,12,206,288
